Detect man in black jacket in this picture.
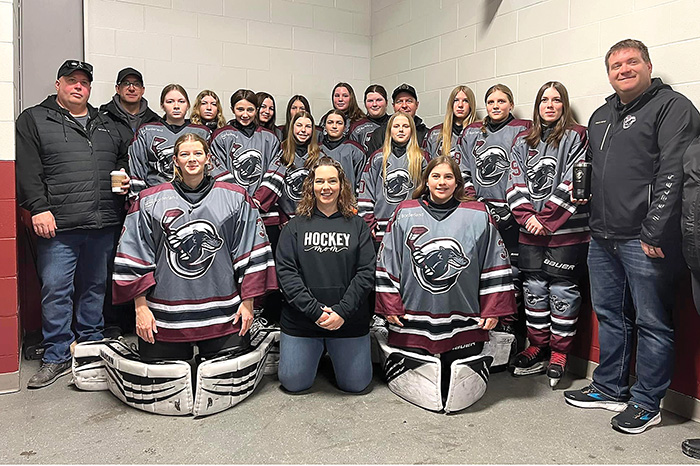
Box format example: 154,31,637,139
364,83,428,155
563,40,700,434
15,60,130,389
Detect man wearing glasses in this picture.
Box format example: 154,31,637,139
15,60,130,388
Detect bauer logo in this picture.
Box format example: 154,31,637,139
405,226,470,293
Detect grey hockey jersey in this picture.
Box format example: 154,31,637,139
253,151,310,225
507,125,590,247
113,182,277,342
349,117,382,153
376,199,516,354
423,123,461,160
128,122,212,198
210,125,280,195
320,139,366,190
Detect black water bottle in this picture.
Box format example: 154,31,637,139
572,161,591,201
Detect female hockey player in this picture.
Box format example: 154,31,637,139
349,84,390,152
276,157,375,393
128,84,211,198
329,82,365,125
506,81,589,387
319,109,366,190
279,94,311,141
256,91,284,141
375,155,516,411
209,89,280,196
114,132,277,363
357,112,429,247
190,90,226,131
423,85,477,159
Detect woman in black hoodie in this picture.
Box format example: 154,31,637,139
275,157,376,393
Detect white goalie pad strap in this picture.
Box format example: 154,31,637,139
193,328,279,417
251,312,281,376
73,340,114,391
372,328,443,412
487,330,516,371
369,315,388,365
100,340,193,416
444,341,498,414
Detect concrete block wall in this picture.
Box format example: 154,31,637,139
370,0,700,128
86,0,372,124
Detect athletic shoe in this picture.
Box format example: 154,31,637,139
512,345,547,376
611,403,661,434
564,384,628,411
547,351,567,379
682,439,700,459
27,361,72,389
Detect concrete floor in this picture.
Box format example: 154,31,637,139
1,356,699,464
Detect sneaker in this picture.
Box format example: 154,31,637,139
27,361,72,389
682,438,700,459
564,384,628,412
512,345,548,376
547,351,567,379
611,403,661,434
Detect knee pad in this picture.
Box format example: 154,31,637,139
372,328,442,412
73,340,113,391
486,330,516,372
193,328,279,417
444,341,498,414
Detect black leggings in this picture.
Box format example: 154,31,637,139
139,332,250,362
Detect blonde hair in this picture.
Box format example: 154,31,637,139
440,85,477,157
281,111,321,169
191,90,226,129
382,112,423,185
171,133,211,182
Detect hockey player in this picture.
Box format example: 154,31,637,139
319,82,365,131
423,85,477,159
190,90,226,131
114,132,277,363
375,155,516,411
276,157,375,393
128,84,211,198
319,109,365,190
256,91,284,141
358,112,429,247
209,89,280,196
349,84,390,153
279,95,311,141
506,81,589,386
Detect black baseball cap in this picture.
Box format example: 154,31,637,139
116,67,143,85
57,60,93,82
392,83,418,101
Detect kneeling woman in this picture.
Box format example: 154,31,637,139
375,156,516,408
276,157,376,393
114,133,277,363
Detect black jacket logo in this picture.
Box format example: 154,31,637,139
231,148,263,186
151,136,175,178
284,167,308,202
406,226,470,293
161,208,224,279
384,166,413,204
472,140,509,187
525,148,557,200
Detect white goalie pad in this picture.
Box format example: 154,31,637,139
252,310,281,376
372,328,443,412
487,330,516,372
444,340,497,414
100,340,193,416
73,340,113,391
369,315,388,365
193,328,279,417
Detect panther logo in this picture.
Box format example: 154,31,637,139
151,136,175,178
161,208,224,279
405,226,470,293
472,140,509,187
284,167,309,202
231,148,263,187
525,148,557,200
384,168,413,204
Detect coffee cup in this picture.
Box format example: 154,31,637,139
111,170,127,193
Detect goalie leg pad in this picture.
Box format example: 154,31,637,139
73,340,115,391
100,340,193,416
193,329,279,417
487,330,516,372
444,340,498,413
373,328,443,412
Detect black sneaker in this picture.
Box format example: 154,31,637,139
564,384,627,412
27,361,72,389
611,403,661,434
682,439,700,459
512,345,547,376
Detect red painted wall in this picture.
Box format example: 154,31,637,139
0,161,19,375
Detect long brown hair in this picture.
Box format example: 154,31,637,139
332,82,364,122
481,83,514,134
382,112,423,185
256,91,276,129
190,90,226,129
296,156,357,218
412,155,472,202
440,85,477,157
171,132,211,182
363,84,388,118
524,81,577,149
281,111,321,168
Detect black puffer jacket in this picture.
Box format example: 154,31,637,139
99,95,159,145
683,135,700,271
15,95,129,231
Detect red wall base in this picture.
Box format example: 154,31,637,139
0,160,19,375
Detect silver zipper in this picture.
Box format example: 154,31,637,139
600,123,611,151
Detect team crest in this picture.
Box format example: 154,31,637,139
405,226,470,293
623,115,636,129
525,148,557,200
161,208,224,279
231,148,263,186
284,167,309,202
472,140,509,187
384,165,413,204
151,136,175,178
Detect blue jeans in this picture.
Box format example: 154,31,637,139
36,227,117,363
587,238,680,411
278,332,372,393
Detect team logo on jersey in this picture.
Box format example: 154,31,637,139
405,226,470,293
151,136,175,178
472,140,510,187
623,114,636,129
284,167,309,202
230,148,263,186
525,148,557,200
161,208,224,279
384,166,413,204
